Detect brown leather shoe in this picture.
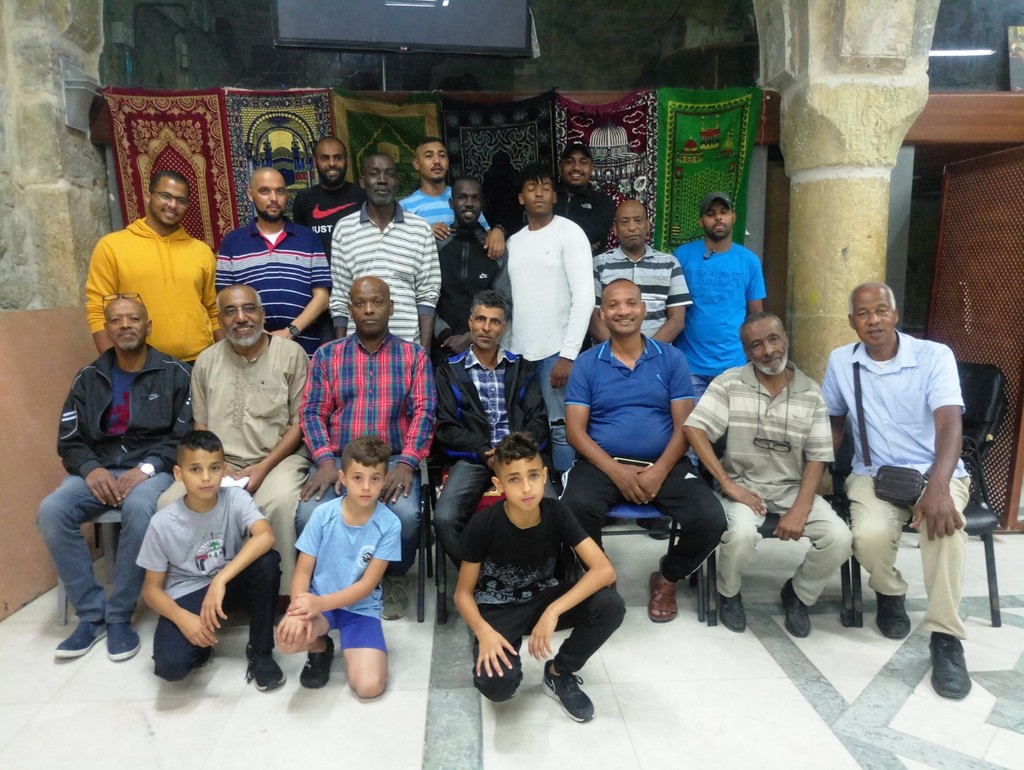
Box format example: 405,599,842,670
648,571,678,623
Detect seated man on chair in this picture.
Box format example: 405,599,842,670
434,289,552,562
298,276,436,620
560,279,725,623
821,281,973,700
683,312,852,637
157,284,311,593
38,295,192,661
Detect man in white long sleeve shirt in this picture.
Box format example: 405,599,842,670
506,163,593,476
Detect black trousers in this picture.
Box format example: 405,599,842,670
473,585,625,702
152,549,281,681
560,458,726,583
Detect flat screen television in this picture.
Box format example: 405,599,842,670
273,0,533,57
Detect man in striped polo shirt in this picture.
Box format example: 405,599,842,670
217,168,330,356
330,153,441,346
591,199,691,345
684,312,852,638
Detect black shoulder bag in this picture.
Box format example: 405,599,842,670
853,358,928,507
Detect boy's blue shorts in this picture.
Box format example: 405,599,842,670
323,608,387,652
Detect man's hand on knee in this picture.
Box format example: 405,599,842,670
300,461,339,502
85,467,121,507
911,483,963,540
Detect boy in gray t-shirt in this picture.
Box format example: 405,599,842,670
137,430,284,691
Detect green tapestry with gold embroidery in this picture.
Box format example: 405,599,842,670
655,87,762,253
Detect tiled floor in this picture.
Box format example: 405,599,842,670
2,530,1023,769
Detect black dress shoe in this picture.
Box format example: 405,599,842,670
876,593,911,639
718,592,746,633
930,632,972,700
780,579,811,638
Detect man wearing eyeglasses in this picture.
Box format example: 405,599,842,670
155,284,311,591
38,295,192,662
684,312,851,638
821,282,973,700
86,170,222,363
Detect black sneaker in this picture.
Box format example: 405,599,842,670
300,635,335,689
930,632,972,700
876,593,911,639
719,592,746,633
542,661,594,723
245,645,285,692
780,579,811,638
196,646,215,669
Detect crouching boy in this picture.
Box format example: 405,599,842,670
137,430,284,690
454,432,625,722
276,436,400,698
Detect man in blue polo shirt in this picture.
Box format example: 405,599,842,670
561,279,725,623
674,192,766,400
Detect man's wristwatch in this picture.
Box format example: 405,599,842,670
136,462,156,478
287,324,300,339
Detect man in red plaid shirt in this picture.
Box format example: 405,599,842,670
297,276,436,619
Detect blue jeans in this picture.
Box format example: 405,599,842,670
434,460,557,562
37,470,173,624
294,456,421,575
690,373,717,403
535,353,575,474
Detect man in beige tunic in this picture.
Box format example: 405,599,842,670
158,284,310,587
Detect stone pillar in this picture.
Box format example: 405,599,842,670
1,0,108,311
753,0,941,380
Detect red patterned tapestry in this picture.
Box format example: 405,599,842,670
555,89,658,247
103,88,237,250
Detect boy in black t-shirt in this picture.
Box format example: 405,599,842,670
454,432,625,722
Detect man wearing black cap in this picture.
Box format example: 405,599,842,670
555,142,616,256
673,192,766,401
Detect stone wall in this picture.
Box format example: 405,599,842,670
0,0,109,312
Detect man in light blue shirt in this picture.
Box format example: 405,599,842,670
399,136,506,258
821,281,972,701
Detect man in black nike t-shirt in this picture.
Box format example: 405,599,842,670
293,137,367,262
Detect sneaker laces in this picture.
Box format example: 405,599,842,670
245,651,275,684
381,578,407,605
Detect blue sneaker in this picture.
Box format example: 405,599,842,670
55,620,106,659
106,622,141,662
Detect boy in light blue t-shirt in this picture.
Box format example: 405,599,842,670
276,435,400,697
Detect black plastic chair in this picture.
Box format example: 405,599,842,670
838,361,1006,628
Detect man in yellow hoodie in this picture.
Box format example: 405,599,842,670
86,171,222,362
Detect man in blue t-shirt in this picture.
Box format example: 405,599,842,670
673,191,766,400
560,279,725,624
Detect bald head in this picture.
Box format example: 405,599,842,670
248,168,287,224
349,276,394,339
218,285,265,350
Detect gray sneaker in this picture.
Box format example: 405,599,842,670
381,575,409,620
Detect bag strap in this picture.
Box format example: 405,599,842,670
852,344,872,468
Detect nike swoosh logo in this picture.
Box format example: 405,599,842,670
312,202,358,219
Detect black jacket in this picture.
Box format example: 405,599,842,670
434,224,511,343
435,349,549,465
57,346,193,477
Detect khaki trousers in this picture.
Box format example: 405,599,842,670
157,454,309,590
845,473,970,639
716,494,852,606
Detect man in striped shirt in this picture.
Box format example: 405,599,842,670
329,153,441,346
298,276,436,619
683,312,851,638
591,199,690,344
216,168,330,356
